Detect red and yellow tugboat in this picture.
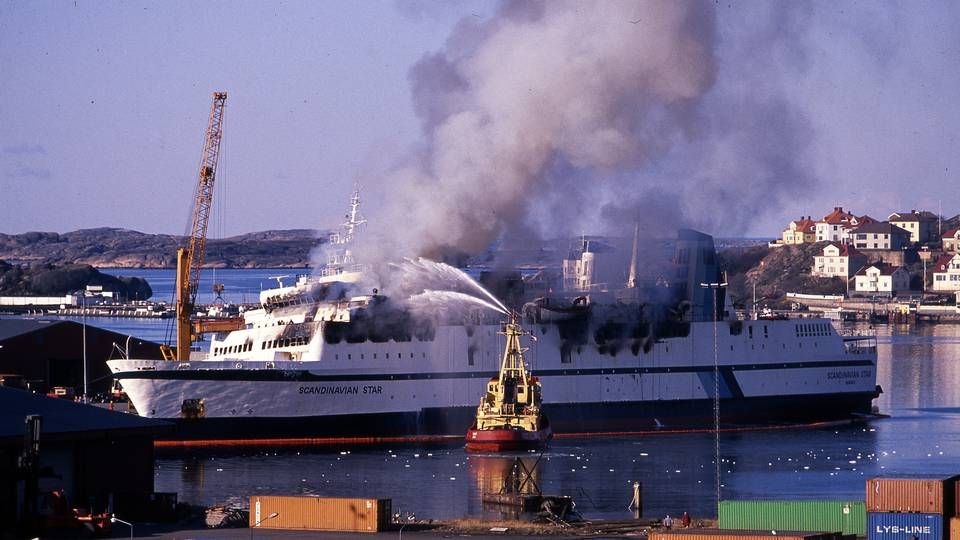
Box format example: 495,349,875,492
465,314,552,453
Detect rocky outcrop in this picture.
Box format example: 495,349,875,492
0,260,153,299
0,228,325,268
720,243,846,307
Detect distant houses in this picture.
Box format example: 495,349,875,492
811,243,866,279
852,264,911,296
941,229,960,254
932,253,960,292
888,210,938,244
777,204,958,298
781,216,817,245
849,222,911,251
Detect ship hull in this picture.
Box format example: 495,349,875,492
149,390,877,442
465,425,553,453
110,318,880,442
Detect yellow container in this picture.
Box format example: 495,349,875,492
249,495,391,532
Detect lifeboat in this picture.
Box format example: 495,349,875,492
465,313,552,453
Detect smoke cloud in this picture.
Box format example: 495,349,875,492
361,0,815,261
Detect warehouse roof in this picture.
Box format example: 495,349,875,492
0,319,66,342
0,386,171,442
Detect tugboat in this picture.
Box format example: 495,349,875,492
465,313,552,453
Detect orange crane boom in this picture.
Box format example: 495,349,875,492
162,92,227,361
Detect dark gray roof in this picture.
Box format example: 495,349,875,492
0,318,67,342
0,386,171,441
852,222,909,235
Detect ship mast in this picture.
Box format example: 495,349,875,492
498,313,529,387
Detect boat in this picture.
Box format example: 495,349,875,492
106,196,881,442
465,314,551,452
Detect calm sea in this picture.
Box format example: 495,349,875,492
86,271,960,520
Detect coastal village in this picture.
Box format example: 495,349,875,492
772,206,960,302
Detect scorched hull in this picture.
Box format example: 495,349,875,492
145,391,876,442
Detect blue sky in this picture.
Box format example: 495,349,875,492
2,1,959,242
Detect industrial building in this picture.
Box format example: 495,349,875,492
0,386,172,535
0,319,164,396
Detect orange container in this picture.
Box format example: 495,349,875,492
950,517,960,540
866,476,958,514
249,495,391,532
650,530,840,540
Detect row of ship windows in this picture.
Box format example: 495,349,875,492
334,352,428,361
215,336,309,356
796,322,830,337
747,325,770,339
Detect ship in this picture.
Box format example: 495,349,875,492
107,193,881,441
465,313,552,453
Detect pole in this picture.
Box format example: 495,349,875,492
110,516,133,540
700,280,727,516
81,292,87,402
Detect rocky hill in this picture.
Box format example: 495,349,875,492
720,243,846,308
0,228,324,268
0,260,153,299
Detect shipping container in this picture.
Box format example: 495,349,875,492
248,495,391,532
650,529,841,540
867,512,944,540
866,476,958,514
951,517,960,540
719,500,865,536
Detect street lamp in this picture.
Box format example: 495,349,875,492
111,515,133,540
254,511,279,527
700,279,727,517
80,291,87,402
252,512,280,539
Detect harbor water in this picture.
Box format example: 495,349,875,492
79,271,960,519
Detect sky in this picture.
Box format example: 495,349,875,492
1,1,959,244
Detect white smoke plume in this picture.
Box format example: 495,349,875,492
362,0,722,259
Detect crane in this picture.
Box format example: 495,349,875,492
161,91,227,361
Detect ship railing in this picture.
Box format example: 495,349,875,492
316,263,368,278
839,330,877,354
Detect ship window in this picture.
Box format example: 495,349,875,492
422,352,426,358
348,354,352,360
518,387,524,393
361,354,364,360
749,326,753,338
335,354,339,360
763,325,768,338
410,353,414,358
373,353,377,359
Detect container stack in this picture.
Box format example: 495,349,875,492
719,501,866,536
248,495,392,533
650,529,846,540
866,475,959,540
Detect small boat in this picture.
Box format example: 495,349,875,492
466,313,552,453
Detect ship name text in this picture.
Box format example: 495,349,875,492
298,385,383,395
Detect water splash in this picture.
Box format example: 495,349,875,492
388,257,510,314
406,290,507,316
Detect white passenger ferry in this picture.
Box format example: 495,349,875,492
108,196,879,440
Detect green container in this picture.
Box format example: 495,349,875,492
719,500,866,536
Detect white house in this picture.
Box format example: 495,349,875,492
815,207,856,243
888,210,938,244
941,229,960,254
931,253,960,292
850,222,911,251
812,243,867,279
853,264,911,296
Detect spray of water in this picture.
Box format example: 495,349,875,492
385,257,510,314
406,289,507,316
